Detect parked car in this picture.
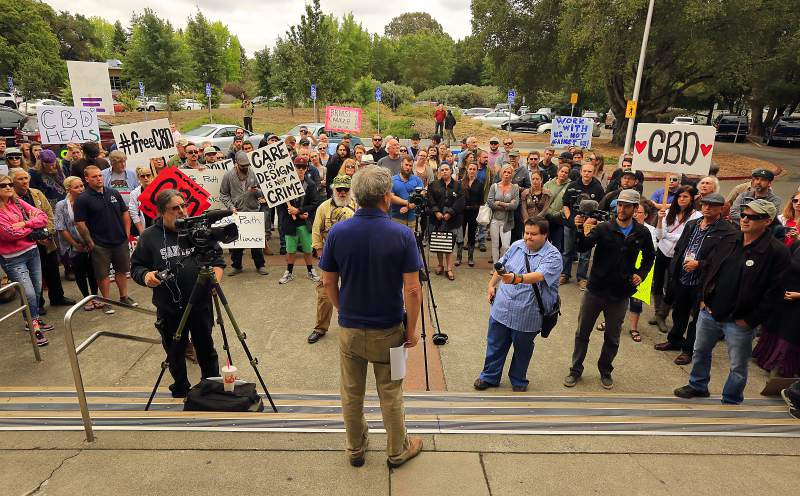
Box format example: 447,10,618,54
0,91,19,109
671,116,695,125
136,96,167,112
763,116,800,146
0,107,26,145
475,111,519,128
517,105,530,115
280,123,364,151
251,96,268,105
501,113,551,132
183,124,262,151
713,114,748,142
494,103,511,112
178,98,203,110
15,115,115,152
461,107,492,117
536,107,554,118
23,98,64,115
582,111,600,123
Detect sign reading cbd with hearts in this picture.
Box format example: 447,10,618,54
632,124,716,175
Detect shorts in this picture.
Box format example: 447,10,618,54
285,225,312,254
91,242,131,279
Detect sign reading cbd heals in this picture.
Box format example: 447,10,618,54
247,141,304,208
138,167,211,218
550,116,593,148
632,124,716,175
112,119,177,165
36,106,99,145
324,106,362,133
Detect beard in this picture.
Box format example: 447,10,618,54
332,193,350,207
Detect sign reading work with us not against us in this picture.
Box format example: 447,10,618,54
550,116,593,149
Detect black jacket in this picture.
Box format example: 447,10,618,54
444,112,456,130
704,230,790,328
606,168,644,193
367,148,388,162
278,177,320,235
131,218,226,316
537,163,558,183
577,220,656,299
463,178,484,212
428,178,465,231
561,177,605,227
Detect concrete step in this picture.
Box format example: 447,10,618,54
1,388,797,438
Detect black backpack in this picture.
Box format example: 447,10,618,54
183,379,264,412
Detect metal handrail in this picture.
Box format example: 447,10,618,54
64,294,159,442
0,282,41,362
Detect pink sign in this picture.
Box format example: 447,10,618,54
324,106,362,133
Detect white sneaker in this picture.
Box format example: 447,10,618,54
278,271,294,284
307,268,321,282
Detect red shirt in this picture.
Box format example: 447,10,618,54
434,109,446,123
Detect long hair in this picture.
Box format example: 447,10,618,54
666,185,697,226
783,191,800,221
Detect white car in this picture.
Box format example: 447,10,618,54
672,116,695,125
183,124,262,150
582,111,600,123
23,98,64,115
475,111,519,128
462,107,492,117
178,98,203,110
136,96,167,111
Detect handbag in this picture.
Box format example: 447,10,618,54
477,204,492,226
525,254,560,338
429,221,454,253
183,379,265,412
15,200,51,242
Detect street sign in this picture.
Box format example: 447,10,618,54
507,89,516,106
375,87,382,102
570,92,579,105
310,84,317,101
625,100,637,119
138,81,145,98
205,82,212,98
6,76,13,92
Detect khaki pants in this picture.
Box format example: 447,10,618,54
314,280,333,333
339,324,412,464
391,217,415,229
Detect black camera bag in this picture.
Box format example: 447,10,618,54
184,379,264,412
525,254,561,338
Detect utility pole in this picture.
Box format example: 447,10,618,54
622,0,655,156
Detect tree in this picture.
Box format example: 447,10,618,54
384,12,444,38
395,30,455,93
89,17,115,60
225,35,243,82
112,20,128,57
47,11,104,61
185,11,226,91
368,34,400,83
253,47,271,99
269,37,304,114
334,14,371,97
451,35,485,85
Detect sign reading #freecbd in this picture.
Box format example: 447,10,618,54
632,124,716,176
112,118,177,164
324,105,362,133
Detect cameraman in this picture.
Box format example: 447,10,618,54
564,189,655,390
560,162,605,289
131,190,223,397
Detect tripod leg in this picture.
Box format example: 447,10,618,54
145,360,169,411
212,293,233,365
419,297,430,391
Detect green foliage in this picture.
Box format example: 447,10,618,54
377,81,415,108
368,35,399,83
253,48,271,98
364,103,416,137
112,21,128,57
225,36,243,82
384,12,444,38
417,84,503,108
350,76,377,107
269,37,304,111
89,17,116,60
115,89,139,112
185,12,225,90
125,9,189,101
451,36,485,86
48,11,104,61
394,30,455,93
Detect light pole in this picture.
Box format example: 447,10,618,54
622,0,656,156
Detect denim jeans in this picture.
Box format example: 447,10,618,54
562,226,590,280
0,247,42,319
479,316,537,388
476,225,487,246
689,309,754,404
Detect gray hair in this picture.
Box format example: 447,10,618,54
8,167,27,179
351,165,391,208
699,175,719,193
109,150,126,163
156,189,183,215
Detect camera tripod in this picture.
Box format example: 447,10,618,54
413,211,448,392
145,264,277,412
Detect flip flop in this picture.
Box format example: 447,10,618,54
446,270,455,281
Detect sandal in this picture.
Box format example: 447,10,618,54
629,329,642,342
596,321,606,332
446,270,455,281
83,302,95,312
435,266,444,276
92,300,106,309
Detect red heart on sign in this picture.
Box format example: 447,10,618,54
634,140,647,154
700,144,713,157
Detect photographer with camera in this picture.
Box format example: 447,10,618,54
564,189,655,390
474,219,562,392
560,162,605,289
131,190,224,398
390,154,424,229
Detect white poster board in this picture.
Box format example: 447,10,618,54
632,124,716,175
246,141,304,208
36,106,100,145
550,116,593,149
205,159,234,171
214,212,265,249
183,169,226,209
112,118,177,168
66,61,115,116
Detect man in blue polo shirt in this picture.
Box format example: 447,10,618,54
319,165,424,469
390,154,424,228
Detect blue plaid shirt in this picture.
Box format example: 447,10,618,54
490,240,563,333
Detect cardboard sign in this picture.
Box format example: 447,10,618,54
632,124,716,175
550,116,593,148
324,106,362,133
246,141,305,208
137,167,211,218
214,212,265,249
183,169,226,209
37,106,100,145
204,159,234,171
66,61,115,115
112,118,177,166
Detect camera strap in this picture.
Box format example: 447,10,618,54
524,253,546,316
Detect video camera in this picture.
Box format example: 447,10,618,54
409,187,428,212
574,199,610,223
175,209,238,253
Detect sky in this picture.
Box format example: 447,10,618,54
44,0,473,55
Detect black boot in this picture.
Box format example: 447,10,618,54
467,245,475,267
454,242,463,266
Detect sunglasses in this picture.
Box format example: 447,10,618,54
186,150,198,155
7,155,21,160
740,212,769,220
669,177,680,182
503,142,513,146
0,183,13,189
400,148,408,152
295,166,307,170
792,198,800,204
335,188,350,193
139,173,152,178
373,138,382,141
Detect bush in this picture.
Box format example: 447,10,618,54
417,84,504,108
116,90,139,112
223,82,246,99
349,78,415,110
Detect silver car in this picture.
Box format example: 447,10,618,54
183,124,262,150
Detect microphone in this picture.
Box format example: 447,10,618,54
494,262,507,275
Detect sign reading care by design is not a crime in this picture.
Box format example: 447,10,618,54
246,141,304,208
112,119,177,166
36,106,100,145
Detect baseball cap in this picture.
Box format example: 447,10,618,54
176,138,189,147
559,151,573,160
5,147,21,157
699,193,725,206
40,149,57,163
298,138,310,146
331,174,351,189
744,198,777,220
751,168,775,181
620,169,638,178
235,151,249,166
293,156,309,167
233,135,243,142
266,134,279,141
617,189,641,204
489,136,500,144
508,149,520,157
203,146,217,155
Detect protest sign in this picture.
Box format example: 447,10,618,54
37,106,100,145
632,123,716,176
631,252,654,305
550,116,593,148
324,106,362,133
184,169,227,209
138,167,211,218
214,212,266,249
66,61,115,115
246,141,304,208
204,158,234,171
112,118,177,167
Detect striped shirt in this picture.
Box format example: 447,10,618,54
679,221,712,286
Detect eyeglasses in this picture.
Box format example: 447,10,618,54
740,212,769,220
0,183,12,189
373,138,382,142
295,166,307,170
186,150,198,155
139,173,152,178
169,203,186,212
7,155,21,160
335,188,350,193
400,148,408,152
